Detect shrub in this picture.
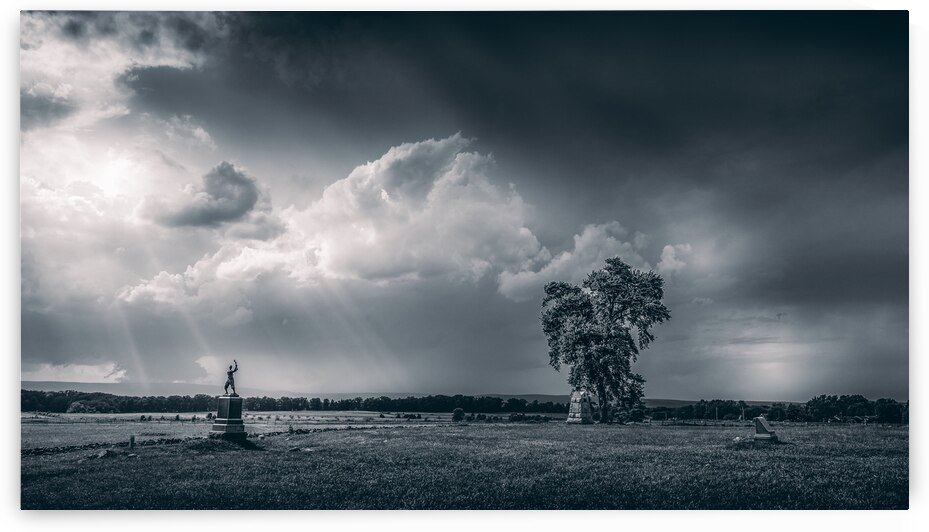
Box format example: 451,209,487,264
452,408,465,422
476,414,487,421
66,401,94,414
140,415,147,422
174,414,181,421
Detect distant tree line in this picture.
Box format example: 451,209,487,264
646,395,908,424
20,390,907,424
286,395,569,414
20,391,569,415
21,391,220,414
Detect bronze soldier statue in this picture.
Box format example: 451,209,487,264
224,360,239,396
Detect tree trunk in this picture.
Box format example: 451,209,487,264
597,383,609,423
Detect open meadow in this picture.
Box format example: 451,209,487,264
20,410,470,450
21,416,907,510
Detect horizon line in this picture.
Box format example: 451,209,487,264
20,380,909,404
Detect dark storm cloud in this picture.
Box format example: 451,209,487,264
20,90,74,130
163,13,213,52
223,12,365,89
120,11,907,200
153,162,260,227
36,11,225,52
51,11,119,41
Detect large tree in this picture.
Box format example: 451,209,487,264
541,257,671,423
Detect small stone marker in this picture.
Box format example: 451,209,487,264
129,435,135,449
567,390,594,424
753,416,779,442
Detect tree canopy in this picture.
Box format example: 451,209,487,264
541,257,671,422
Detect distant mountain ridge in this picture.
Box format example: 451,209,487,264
20,381,796,405
22,381,306,398
22,381,572,402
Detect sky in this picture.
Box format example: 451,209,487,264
19,11,908,401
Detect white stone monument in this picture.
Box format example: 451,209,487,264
567,390,595,424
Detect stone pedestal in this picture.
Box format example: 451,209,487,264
210,395,247,442
567,390,594,424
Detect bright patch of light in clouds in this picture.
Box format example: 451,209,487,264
22,363,127,383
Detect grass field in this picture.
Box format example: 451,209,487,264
20,410,469,450
21,417,907,509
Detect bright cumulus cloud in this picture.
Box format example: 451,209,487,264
291,133,549,282
497,221,652,302
657,243,693,275
118,134,678,323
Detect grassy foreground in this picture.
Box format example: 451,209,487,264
21,422,907,509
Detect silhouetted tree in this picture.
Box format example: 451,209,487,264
541,258,670,423
806,395,839,421
874,398,903,423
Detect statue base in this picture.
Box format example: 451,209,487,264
210,395,247,442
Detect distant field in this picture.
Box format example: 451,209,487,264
20,410,488,449
21,418,907,509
